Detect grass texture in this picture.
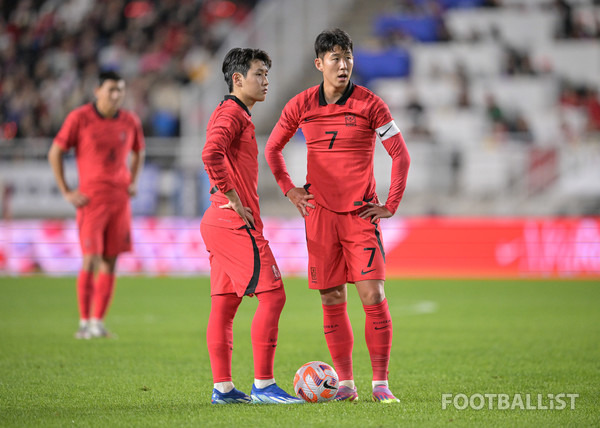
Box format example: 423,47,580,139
0,276,599,427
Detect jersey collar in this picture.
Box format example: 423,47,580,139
92,102,120,119
224,95,251,116
318,81,355,106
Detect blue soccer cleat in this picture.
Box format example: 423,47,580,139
211,387,252,404
250,383,304,404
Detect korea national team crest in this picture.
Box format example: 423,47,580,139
120,131,127,143
271,264,281,280
345,113,356,126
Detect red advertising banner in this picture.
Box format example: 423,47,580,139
1,217,599,278
384,217,600,278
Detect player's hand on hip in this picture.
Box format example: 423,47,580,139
359,202,392,223
128,183,138,197
219,201,255,228
64,189,89,208
286,187,315,217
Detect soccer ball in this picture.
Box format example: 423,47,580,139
293,361,339,402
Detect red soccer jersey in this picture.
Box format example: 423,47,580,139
266,82,410,214
54,103,145,202
201,96,264,232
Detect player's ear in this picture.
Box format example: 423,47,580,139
314,57,324,72
233,72,243,88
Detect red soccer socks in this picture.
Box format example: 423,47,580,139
364,299,393,381
206,293,243,383
76,270,94,320
92,272,116,320
322,302,354,381
251,286,286,380
207,287,286,383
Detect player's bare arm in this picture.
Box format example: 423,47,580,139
286,187,315,217
221,188,255,228
47,143,89,208
358,202,393,223
128,150,145,197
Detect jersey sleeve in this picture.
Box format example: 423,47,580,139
370,93,394,130
265,97,302,196
53,109,81,151
381,130,410,215
202,107,243,194
368,95,410,215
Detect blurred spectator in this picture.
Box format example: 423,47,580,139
454,62,471,109
558,82,600,142
405,92,433,139
510,113,534,144
484,94,533,144
484,93,505,128
584,88,600,133
554,0,600,40
503,46,536,76
0,0,259,140
554,0,574,39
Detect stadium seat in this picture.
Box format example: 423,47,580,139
352,48,411,84
444,8,558,46
410,42,503,77
374,14,443,43
371,76,460,110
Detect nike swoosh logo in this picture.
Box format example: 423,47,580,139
323,380,336,390
374,326,390,330
378,124,393,138
324,330,336,335
361,268,376,275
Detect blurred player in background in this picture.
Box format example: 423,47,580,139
48,70,145,339
201,48,302,405
265,28,411,403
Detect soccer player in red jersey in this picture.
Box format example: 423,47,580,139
265,29,411,403
48,70,145,340
201,48,302,404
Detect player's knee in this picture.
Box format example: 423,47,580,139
99,256,117,274
81,254,99,271
273,286,286,309
319,285,346,305
357,281,386,305
258,286,286,310
363,289,385,305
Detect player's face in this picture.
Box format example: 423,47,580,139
315,45,353,91
95,79,126,117
236,60,269,106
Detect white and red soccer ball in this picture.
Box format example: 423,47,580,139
293,361,339,402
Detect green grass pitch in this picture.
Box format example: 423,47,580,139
0,276,599,427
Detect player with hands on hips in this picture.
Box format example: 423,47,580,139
265,28,411,403
200,48,303,405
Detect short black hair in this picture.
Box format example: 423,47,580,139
314,28,353,58
98,70,123,86
222,48,272,93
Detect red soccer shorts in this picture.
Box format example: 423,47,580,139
200,221,283,297
305,202,386,289
77,198,132,257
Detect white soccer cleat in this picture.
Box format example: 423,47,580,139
89,320,113,338
74,325,91,340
